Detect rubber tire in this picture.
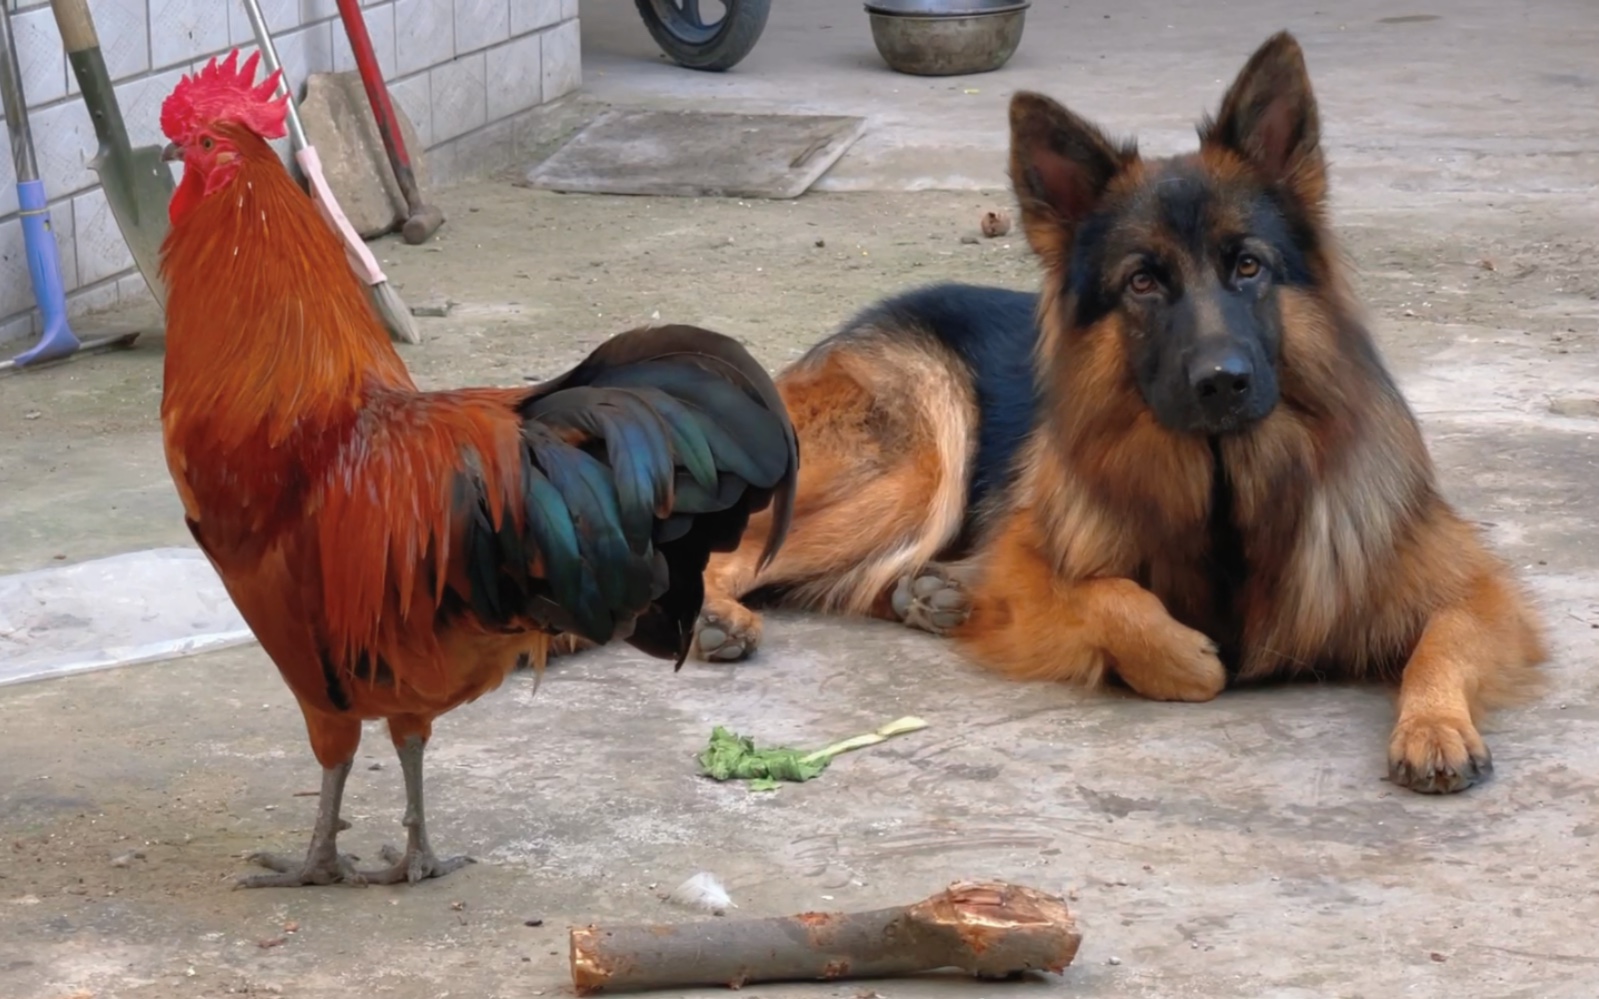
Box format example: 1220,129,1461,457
634,0,771,72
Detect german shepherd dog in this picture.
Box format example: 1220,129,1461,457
691,32,1548,794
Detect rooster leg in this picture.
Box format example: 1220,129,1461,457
357,725,475,884
237,760,365,888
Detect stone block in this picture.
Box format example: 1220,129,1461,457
296,70,431,237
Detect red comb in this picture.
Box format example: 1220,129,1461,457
160,49,289,143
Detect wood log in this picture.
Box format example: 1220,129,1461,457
569,880,1081,995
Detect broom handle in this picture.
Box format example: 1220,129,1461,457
333,0,421,194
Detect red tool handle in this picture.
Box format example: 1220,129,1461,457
335,0,417,183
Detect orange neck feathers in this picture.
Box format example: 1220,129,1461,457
158,125,413,444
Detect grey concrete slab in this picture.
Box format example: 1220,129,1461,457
525,109,868,199
2,179,1596,999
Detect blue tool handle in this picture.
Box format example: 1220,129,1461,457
11,178,82,366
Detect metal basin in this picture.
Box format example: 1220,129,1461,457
864,0,1030,77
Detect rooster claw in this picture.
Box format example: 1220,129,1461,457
356,843,476,885
235,849,367,889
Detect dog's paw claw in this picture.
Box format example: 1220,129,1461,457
1388,715,1492,794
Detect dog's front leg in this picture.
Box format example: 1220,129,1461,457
1388,571,1545,794
951,514,1226,702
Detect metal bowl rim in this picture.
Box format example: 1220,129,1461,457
863,0,1031,18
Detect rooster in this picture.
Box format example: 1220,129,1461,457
155,52,798,888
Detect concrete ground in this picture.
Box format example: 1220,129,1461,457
4,1,1599,997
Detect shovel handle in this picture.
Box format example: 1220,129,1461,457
49,0,99,53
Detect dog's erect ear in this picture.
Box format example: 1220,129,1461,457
1008,91,1133,267
1202,31,1326,206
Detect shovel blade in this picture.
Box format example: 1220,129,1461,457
92,144,175,310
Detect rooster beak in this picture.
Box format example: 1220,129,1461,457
161,142,183,162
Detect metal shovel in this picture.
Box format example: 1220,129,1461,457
49,0,174,310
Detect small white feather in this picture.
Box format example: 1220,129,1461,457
665,872,734,915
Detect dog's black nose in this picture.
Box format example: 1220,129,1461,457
1189,350,1254,422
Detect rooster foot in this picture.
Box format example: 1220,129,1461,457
237,848,367,888
356,842,475,885
236,769,366,888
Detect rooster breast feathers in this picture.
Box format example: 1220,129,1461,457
316,324,797,670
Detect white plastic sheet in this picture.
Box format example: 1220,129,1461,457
0,547,255,688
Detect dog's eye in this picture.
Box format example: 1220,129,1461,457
1235,254,1262,280
1126,270,1158,295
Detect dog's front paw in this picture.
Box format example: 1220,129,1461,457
1118,620,1226,703
1388,713,1492,794
694,600,764,663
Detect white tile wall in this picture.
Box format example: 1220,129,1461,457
77,0,154,85
0,0,582,343
49,198,79,292
269,18,338,97
511,0,561,35
149,0,234,71
28,97,98,195
72,187,133,285
330,1,396,79
428,49,486,143
541,17,580,103
386,69,433,149
0,312,32,346
11,6,66,105
0,129,15,217
113,66,190,150
484,28,539,123
67,276,120,315
454,0,509,56
228,0,300,46
300,0,339,24
393,0,452,76
0,217,35,319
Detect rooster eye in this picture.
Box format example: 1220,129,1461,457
200,136,214,151
1234,253,1263,280
1126,269,1158,296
